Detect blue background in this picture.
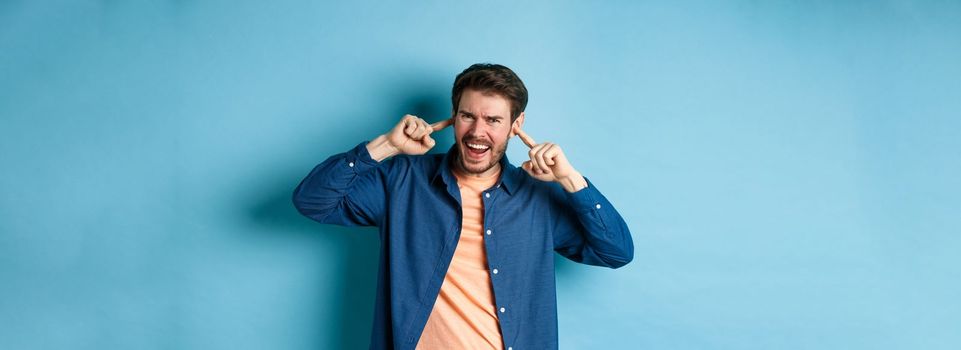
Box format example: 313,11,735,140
2,1,959,349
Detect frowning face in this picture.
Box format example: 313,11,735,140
452,89,523,177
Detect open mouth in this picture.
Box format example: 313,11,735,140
463,141,491,160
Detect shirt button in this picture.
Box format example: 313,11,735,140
595,204,601,209
348,162,354,167
492,268,498,274
499,307,506,313
508,347,513,350
486,229,491,235
485,193,490,198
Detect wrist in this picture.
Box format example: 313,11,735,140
557,171,588,193
367,134,400,162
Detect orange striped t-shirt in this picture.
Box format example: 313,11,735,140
416,167,503,349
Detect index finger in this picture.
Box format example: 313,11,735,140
430,118,453,131
514,126,537,149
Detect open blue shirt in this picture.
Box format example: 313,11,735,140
292,142,634,349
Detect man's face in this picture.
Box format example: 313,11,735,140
453,89,521,177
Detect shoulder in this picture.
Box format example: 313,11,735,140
505,164,559,196
381,152,445,179
390,152,444,168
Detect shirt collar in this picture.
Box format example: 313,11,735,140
432,144,521,196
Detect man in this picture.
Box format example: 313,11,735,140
292,63,633,349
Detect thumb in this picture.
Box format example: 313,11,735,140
521,161,534,174
422,134,436,149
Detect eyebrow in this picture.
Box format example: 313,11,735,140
458,110,503,120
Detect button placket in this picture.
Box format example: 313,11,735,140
484,190,507,332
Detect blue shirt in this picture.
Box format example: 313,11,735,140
292,142,634,349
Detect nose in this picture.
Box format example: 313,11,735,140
467,120,488,137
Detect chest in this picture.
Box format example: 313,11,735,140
386,181,554,261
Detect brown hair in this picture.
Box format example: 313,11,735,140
451,63,528,122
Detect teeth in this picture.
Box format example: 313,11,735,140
467,143,490,150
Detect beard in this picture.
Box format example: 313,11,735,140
455,134,508,175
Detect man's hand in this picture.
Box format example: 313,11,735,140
514,125,588,193
367,115,453,162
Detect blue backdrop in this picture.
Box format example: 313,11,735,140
2,1,959,349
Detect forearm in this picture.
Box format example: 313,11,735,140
366,134,400,162
557,179,634,268
292,142,384,226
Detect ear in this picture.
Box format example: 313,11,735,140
510,112,525,138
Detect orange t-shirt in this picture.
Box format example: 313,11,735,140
416,167,503,350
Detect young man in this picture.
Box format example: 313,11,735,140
292,63,633,349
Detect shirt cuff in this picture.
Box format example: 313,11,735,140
565,177,603,212
344,141,381,173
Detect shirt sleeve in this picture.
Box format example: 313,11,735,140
291,141,389,227
550,178,634,268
